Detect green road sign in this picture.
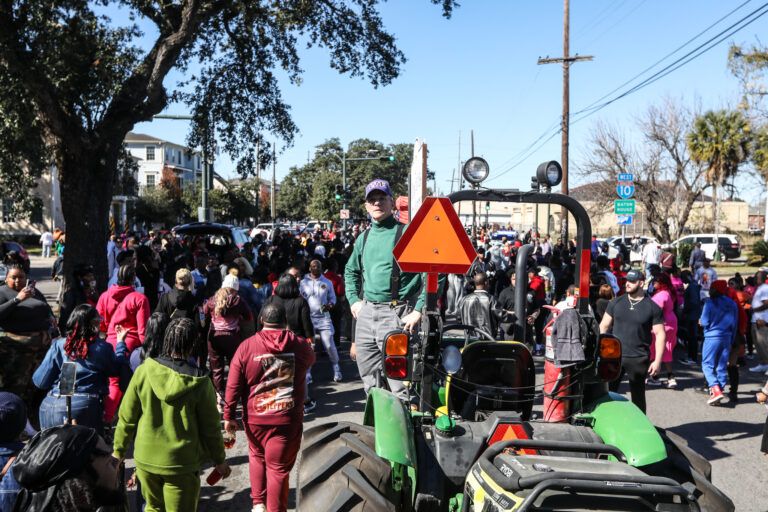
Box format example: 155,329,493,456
614,199,635,215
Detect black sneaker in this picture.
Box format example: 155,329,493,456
304,399,317,414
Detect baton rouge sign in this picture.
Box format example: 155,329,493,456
393,197,477,274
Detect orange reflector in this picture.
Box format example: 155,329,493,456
579,249,591,306
600,336,622,359
488,423,536,454
385,333,409,356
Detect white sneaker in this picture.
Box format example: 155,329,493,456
252,504,266,512
749,364,768,373
667,378,678,389
333,364,342,382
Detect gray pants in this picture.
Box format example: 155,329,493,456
752,323,768,365
446,274,466,316
354,300,411,402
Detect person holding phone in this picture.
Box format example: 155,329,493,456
32,304,129,432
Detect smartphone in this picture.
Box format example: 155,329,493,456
25,280,36,290
59,362,77,396
206,468,222,486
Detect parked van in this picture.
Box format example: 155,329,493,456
667,233,741,261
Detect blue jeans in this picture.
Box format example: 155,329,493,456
702,335,731,389
39,392,104,432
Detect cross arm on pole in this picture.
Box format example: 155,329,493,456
537,55,594,65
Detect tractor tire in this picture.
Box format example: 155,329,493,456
297,421,401,512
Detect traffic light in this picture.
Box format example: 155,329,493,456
485,201,490,211
379,156,395,162
344,186,351,200
334,184,343,200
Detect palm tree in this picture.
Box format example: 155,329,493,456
752,125,768,240
687,110,752,254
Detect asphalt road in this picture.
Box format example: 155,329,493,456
28,256,768,512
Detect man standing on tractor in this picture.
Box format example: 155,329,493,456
345,179,431,404
599,269,666,414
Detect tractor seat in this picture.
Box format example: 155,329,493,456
445,341,535,421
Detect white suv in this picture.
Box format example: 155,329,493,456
667,234,741,261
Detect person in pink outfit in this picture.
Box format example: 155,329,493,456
95,264,150,422
649,272,679,389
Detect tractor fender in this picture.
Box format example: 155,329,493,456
363,387,417,468
581,392,667,467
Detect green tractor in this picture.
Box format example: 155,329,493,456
296,170,734,511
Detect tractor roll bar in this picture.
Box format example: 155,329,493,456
514,244,534,346
446,189,592,316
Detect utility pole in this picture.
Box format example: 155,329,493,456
457,131,463,219
271,144,276,224
538,0,592,242
255,135,261,223
471,130,477,245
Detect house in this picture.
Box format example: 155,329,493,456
0,167,64,237
124,132,205,193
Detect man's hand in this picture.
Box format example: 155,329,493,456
350,342,356,361
757,391,767,404
224,420,238,435
350,301,363,319
15,287,33,303
648,359,661,377
402,310,422,334
215,462,232,479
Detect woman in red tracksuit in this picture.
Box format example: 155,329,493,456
223,303,315,512
95,264,150,422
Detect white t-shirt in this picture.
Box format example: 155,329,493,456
40,232,54,245
641,243,661,264
752,283,768,323
695,267,717,299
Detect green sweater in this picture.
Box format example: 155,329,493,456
346,215,441,310
113,357,226,475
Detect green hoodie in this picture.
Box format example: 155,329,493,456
113,357,225,475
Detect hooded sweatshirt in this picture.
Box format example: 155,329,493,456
700,295,737,339
113,356,225,475
96,285,134,333
223,329,315,426
156,287,199,324
203,293,252,332
102,288,150,353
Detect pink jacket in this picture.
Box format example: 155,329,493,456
96,285,150,353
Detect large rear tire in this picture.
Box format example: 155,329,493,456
297,421,401,512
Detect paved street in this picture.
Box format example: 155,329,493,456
27,256,768,511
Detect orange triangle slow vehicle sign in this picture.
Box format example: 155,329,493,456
393,197,477,274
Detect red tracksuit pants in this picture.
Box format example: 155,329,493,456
244,421,303,512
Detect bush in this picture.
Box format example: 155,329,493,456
677,242,694,267
748,254,765,267
751,240,768,263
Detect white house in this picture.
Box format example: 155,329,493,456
124,132,204,193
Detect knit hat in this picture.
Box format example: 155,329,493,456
711,280,728,295
0,392,26,443
222,274,240,291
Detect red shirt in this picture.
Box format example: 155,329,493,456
324,271,345,299
530,275,546,301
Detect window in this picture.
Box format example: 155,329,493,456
698,237,714,244
178,178,184,190
679,237,693,245
146,146,155,160
30,198,43,224
146,174,155,187
2,199,14,222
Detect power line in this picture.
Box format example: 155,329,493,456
488,1,768,183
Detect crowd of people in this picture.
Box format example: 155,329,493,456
0,178,767,511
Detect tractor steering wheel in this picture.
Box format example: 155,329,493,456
441,323,496,347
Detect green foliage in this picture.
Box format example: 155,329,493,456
677,242,694,266
135,187,182,229
687,109,752,187
751,240,768,262
276,137,412,221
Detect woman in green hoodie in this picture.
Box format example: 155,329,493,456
113,318,231,511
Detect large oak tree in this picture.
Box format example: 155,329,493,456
0,0,456,287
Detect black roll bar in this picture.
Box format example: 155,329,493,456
446,189,592,315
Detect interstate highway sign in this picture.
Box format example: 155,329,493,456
617,215,633,225
614,200,635,215
617,173,634,182
616,182,635,199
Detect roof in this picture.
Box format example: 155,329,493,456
125,132,165,144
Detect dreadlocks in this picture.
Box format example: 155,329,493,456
162,317,197,359
63,304,99,360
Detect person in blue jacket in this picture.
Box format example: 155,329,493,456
700,280,737,405
33,304,129,432
0,392,26,512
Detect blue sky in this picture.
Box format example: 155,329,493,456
130,0,768,203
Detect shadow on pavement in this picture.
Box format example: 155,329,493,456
668,420,764,461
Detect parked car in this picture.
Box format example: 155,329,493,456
666,233,741,261
2,241,30,272
172,222,249,255
604,235,658,263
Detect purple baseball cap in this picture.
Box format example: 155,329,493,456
365,179,392,198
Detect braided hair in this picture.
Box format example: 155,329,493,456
63,304,99,360
162,317,197,359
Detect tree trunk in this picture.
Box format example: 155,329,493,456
58,141,119,294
